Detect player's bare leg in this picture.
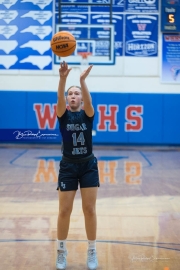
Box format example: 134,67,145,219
81,187,98,270
56,190,76,270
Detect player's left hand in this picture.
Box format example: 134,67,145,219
80,65,93,81
59,61,72,78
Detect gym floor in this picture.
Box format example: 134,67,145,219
0,144,180,270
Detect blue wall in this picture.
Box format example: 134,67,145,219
0,91,180,144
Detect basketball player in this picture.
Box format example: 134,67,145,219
56,61,99,270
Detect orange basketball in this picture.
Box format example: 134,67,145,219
50,31,76,57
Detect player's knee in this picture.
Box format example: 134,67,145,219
59,206,72,217
83,204,96,216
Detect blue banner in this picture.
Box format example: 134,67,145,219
125,15,158,57
0,0,53,70
90,13,123,56
112,0,125,12
125,0,158,13
56,0,124,13
161,34,180,83
1,91,180,144
91,0,124,12
55,12,88,25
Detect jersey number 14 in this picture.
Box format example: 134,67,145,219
72,132,85,146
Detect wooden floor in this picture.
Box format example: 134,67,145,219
0,144,180,270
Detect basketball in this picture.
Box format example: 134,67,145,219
50,31,76,57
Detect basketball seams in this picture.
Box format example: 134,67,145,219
51,40,76,46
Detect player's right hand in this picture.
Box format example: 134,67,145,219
59,61,72,78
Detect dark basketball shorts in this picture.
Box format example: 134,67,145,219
57,156,100,191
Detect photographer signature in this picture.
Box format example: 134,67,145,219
13,130,59,139
130,254,170,262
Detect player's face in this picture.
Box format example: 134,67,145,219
67,87,82,111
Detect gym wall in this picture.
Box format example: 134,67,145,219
0,0,180,144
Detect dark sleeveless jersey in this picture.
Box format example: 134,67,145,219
57,109,94,159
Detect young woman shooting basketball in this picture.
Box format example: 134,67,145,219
56,61,99,270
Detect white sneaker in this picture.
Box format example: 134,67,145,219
56,250,67,270
87,249,98,270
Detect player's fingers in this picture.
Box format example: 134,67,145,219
86,65,93,71
86,65,93,73
64,61,68,69
84,65,93,76
67,68,72,74
60,61,66,70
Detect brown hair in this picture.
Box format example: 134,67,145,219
66,86,81,95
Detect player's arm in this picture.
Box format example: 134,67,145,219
56,61,72,117
80,65,94,117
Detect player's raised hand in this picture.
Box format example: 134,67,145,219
80,65,93,81
59,61,72,78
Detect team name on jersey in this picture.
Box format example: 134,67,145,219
72,147,87,155
66,123,87,131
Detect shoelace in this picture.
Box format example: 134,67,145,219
57,250,66,264
88,249,96,263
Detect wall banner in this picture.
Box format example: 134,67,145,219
125,0,158,13
0,0,53,71
125,15,158,57
161,34,180,83
90,13,123,57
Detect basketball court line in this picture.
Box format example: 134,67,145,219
139,151,152,167
9,149,28,165
0,239,180,252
